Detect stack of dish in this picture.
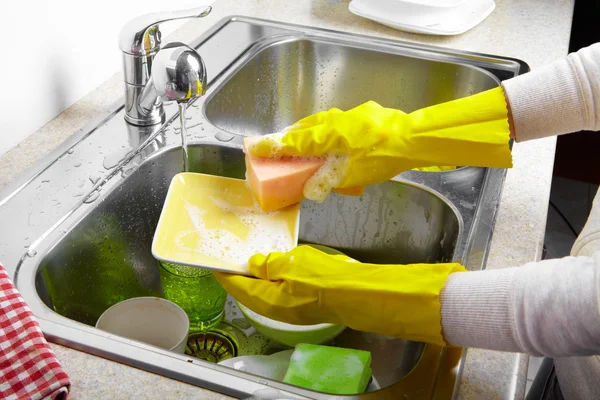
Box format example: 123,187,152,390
349,0,495,35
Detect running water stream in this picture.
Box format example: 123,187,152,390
179,103,189,172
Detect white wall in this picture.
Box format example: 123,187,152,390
0,1,206,157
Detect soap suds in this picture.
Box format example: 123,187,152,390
303,154,349,202
246,130,352,203
178,198,295,267
245,131,287,157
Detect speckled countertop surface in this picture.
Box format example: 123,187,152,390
0,0,574,398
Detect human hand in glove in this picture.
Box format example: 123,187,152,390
214,245,467,346
245,87,512,201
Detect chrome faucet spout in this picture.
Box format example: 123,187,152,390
135,43,207,120
119,7,211,126
152,42,207,103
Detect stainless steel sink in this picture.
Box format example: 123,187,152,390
205,38,498,135
0,16,528,399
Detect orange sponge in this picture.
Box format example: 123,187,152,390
244,139,324,212
244,138,365,212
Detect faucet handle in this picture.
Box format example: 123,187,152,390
119,6,212,56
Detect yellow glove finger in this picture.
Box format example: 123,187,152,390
213,267,334,326
245,252,273,280
246,246,358,289
246,109,341,157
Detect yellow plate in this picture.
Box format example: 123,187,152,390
152,173,300,275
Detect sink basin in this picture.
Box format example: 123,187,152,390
205,38,498,136
35,142,459,394
0,16,528,399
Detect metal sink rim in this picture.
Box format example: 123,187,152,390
0,15,530,400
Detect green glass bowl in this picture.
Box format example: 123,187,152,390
237,244,347,347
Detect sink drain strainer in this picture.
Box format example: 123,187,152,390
185,330,238,363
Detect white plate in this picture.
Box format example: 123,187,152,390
386,0,467,9
152,173,300,276
349,0,495,36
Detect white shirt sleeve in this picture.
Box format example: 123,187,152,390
502,43,600,142
439,43,600,357
440,253,600,357
441,185,600,357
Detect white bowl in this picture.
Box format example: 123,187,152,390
96,297,189,353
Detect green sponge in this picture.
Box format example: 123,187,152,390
283,343,372,394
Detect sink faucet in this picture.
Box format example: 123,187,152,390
119,7,211,126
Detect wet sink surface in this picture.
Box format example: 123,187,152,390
36,143,458,394
205,38,497,135
0,16,528,400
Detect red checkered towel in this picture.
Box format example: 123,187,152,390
0,263,70,399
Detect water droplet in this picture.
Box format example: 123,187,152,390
231,318,251,330
215,131,234,142
89,175,101,185
103,148,133,170
67,148,74,154
26,249,37,257
84,190,102,204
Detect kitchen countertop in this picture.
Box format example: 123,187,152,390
0,0,574,398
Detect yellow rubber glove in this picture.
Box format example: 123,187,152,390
214,245,467,346
246,87,512,197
